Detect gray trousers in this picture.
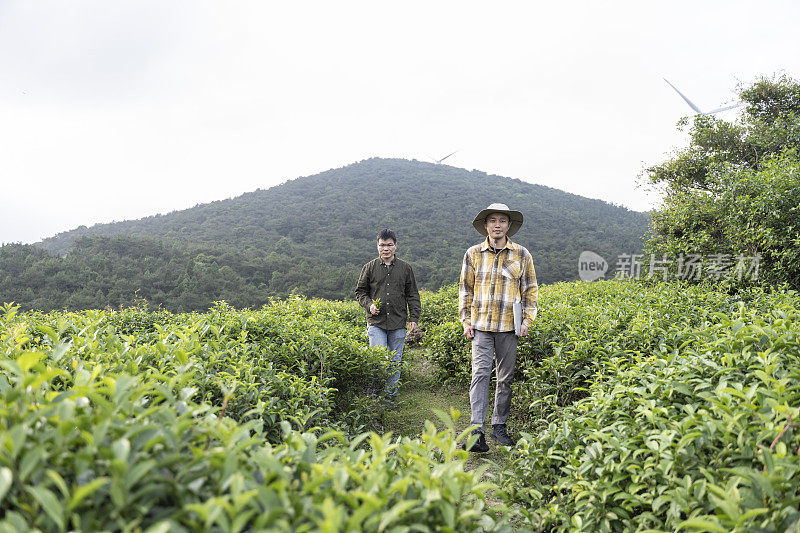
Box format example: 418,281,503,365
469,330,517,431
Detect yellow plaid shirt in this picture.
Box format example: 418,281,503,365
459,238,538,332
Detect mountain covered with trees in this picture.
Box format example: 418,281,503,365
1,158,649,310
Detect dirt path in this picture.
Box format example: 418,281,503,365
381,347,514,471
380,346,533,531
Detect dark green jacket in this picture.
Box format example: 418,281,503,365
355,256,421,330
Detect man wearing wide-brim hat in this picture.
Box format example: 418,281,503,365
459,203,538,452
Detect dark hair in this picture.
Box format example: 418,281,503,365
377,229,397,243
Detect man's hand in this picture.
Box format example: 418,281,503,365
519,323,529,337
409,321,417,332
463,324,474,340
369,303,379,315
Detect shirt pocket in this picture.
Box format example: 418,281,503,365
475,263,494,283
502,260,521,280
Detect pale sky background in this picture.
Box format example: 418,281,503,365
2,1,799,244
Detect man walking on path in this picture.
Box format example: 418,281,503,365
459,203,538,452
355,229,422,401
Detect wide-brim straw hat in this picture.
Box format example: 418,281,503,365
472,203,524,237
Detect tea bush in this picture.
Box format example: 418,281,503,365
422,279,800,530
504,297,800,531
420,284,459,328
513,281,753,426
201,299,390,429
0,359,510,530
4,297,389,443
422,279,778,424
8,279,800,530
0,300,515,531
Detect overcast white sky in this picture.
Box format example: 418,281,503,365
2,1,799,244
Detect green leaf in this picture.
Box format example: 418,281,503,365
19,446,47,481
126,459,156,488
35,324,59,344
26,485,65,530
46,470,69,499
678,517,727,532
432,408,456,432
0,467,13,504
52,340,72,363
112,438,131,462
736,508,769,526
68,477,110,511
17,351,41,372
7,425,27,461
2,511,29,532
377,499,419,531
143,520,176,533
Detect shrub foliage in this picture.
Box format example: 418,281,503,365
645,75,800,288
4,280,800,530
0,298,512,531
424,279,800,531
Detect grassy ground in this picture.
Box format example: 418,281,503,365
382,346,531,530
381,346,515,472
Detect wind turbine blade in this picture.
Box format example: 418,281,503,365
438,151,457,163
705,102,744,115
664,78,703,114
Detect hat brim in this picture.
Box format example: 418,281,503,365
472,208,523,237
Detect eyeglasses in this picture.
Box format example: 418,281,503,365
378,243,396,248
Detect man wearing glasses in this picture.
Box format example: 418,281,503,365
355,229,422,402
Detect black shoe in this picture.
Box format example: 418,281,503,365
490,424,516,446
462,429,490,453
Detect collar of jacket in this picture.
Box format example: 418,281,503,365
480,238,516,252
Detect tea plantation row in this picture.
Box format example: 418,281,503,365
3,280,800,531
424,280,800,531
0,298,511,531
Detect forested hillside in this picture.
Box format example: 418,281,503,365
1,158,648,310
